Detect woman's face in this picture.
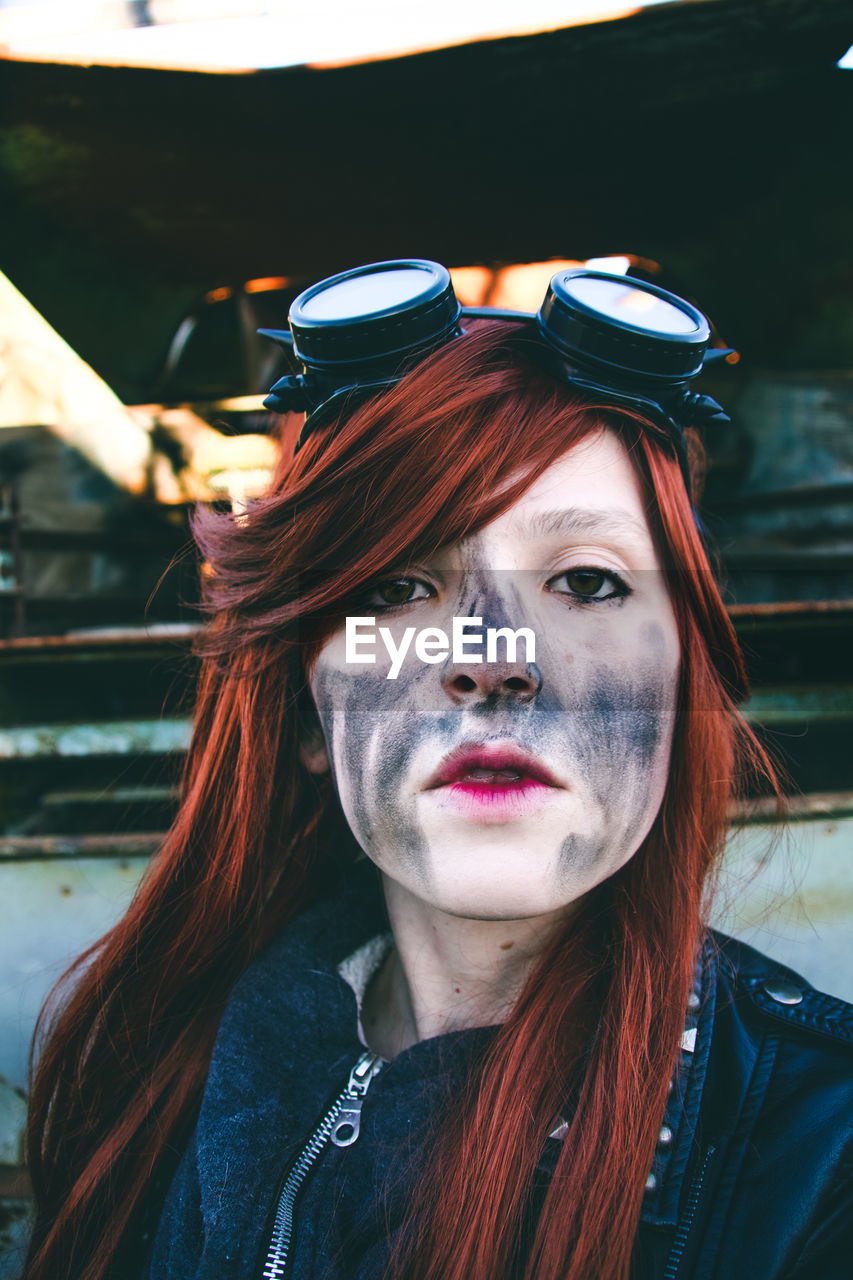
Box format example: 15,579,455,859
304,429,681,921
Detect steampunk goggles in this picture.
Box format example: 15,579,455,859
259,259,731,483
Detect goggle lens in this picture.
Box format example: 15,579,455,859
561,274,702,337
284,259,460,369
298,266,441,323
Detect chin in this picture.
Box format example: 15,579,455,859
424,863,585,923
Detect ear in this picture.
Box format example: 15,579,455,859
299,731,331,775
297,705,331,775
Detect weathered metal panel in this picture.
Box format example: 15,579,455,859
0,856,151,1277
0,857,147,1092
711,816,853,999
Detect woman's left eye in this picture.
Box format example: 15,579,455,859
546,568,630,603
364,577,435,608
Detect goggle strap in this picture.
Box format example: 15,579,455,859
677,391,732,430
263,374,309,414
460,306,535,323
293,377,403,450
257,327,295,351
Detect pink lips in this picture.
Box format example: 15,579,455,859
423,741,563,822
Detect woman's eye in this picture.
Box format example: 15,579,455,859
547,568,629,602
365,577,434,608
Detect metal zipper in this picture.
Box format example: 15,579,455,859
260,1050,385,1280
661,1145,716,1280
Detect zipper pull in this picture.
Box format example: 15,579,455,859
330,1051,384,1148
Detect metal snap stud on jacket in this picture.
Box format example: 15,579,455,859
762,978,804,1006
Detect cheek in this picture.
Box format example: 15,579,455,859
309,658,442,865
549,619,679,874
594,620,677,758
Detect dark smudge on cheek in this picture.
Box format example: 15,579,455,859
557,833,602,881
311,657,448,877
553,620,677,878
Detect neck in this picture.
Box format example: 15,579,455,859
361,873,576,1059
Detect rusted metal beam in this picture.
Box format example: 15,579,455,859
0,1168,29,1198
731,791,853,824
727,600,853,619
0,602,849,654
0,832,163,861
0,622,200,662
728,600,853,633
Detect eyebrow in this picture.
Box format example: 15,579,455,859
507,507,653,546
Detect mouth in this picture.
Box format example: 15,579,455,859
424,741,563,793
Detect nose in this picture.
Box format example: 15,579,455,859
440,655,543,705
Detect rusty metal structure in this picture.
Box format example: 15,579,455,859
1,0,852,1271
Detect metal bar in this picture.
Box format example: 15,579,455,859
727,600,853,618
3,793,852,863
741,686,853,724
0,832,162,861
0,622,200,658
39,785,179,806
0,718,192,759
730,791,853,824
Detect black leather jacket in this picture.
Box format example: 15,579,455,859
633,933,852,1279
143,875,853,1279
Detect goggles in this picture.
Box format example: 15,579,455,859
259,259,732,488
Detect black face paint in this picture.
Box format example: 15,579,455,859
311,662,441,875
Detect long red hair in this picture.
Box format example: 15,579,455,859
24,322,778,1280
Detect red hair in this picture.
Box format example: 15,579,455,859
24,323,778,1280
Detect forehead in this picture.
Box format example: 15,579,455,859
462,429,658,561
509,429,647,522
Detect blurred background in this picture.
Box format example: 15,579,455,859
1,0,852,1270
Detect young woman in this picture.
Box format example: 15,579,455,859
24,264,852,1280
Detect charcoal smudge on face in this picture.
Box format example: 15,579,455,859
555,667,676,881
311,657,441,879
455,566,526,628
